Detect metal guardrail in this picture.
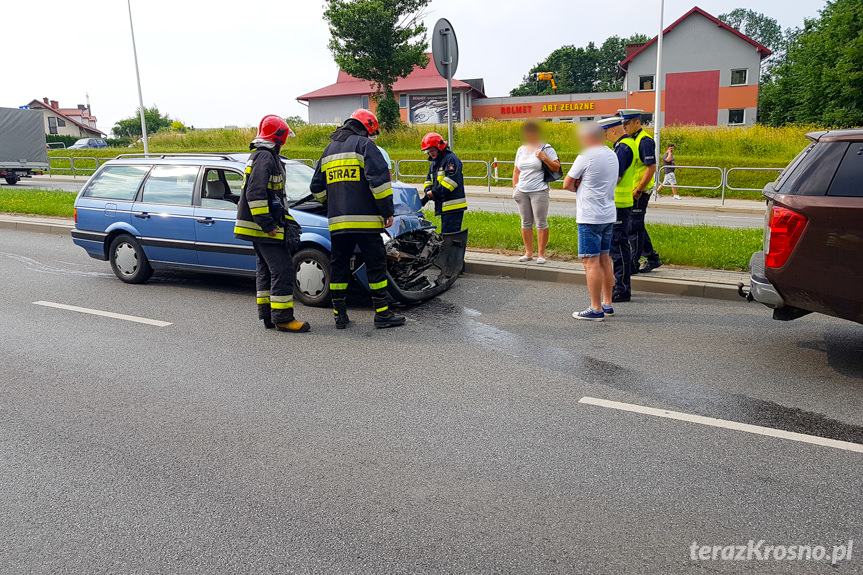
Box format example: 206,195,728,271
724,167,785,193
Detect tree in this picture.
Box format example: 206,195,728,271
510,34,648,96
285,115,308,127
759,0,863,127
718,9,784,54
113,106,172,138
323,0,430,131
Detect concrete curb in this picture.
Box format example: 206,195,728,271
0,215,742,302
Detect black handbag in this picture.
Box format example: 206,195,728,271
540,144,563,183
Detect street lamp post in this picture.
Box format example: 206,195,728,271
653,0,665,164
127,0,149,154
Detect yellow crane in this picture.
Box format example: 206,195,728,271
530,72,557,91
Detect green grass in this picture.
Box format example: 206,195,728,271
424,210,761,270
0,188,75,217
46,122,816,200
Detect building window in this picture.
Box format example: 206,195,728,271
642,113,654,125
730,69,748,86
399,93,407,108
57,118,66,127
729,109,745,125
639,75,654,91
48,117,58,134
361,95,370,110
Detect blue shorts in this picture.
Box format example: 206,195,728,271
578,222,613,258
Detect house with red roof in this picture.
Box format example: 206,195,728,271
27,98,105,137
297,55,486,125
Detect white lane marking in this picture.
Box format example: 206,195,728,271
33,301,172,327
579,397,863,454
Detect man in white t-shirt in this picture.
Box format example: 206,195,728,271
562,121,619,321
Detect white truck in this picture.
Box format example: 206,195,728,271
0,107,49,185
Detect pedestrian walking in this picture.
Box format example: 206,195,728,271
618,109,662,274
598,116,635,302
421,132,467,234
234,115,310,333
310,109,406,329
656,144,680,200
512,121,561,264
563,121,619,321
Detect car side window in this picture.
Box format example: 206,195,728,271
83,165,151,201
140,165,198,206
283,162,314,201
828,144,863,197
778,142,848,196
201,168,243,209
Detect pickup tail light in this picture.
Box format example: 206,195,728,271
765,206,807,268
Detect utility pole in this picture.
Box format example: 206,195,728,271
653,0,665,161
127,0,149,153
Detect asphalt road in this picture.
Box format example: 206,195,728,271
1,177,83,193
1,229,861,574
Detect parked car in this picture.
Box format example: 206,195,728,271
742,129,863,324
68,138,108,149
70,153,467,306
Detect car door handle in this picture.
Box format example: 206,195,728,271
196,218,214,225
134,212,150,219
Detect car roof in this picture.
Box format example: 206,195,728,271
807,129,863,143
100,153,312,169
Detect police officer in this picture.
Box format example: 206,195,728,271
310,109,405,329
421,133,466,233
618,109,662,274
235,115,310,333
599,116,637,302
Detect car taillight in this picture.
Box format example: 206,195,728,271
74,208,77,224
764,206,807,268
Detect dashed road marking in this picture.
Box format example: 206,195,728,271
579,396,863,454
33,301,172,327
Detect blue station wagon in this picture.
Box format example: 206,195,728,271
71,153,467,306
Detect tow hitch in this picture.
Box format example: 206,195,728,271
737,282,753,302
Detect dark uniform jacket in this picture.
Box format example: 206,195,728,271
424,149,466,217
309,120,394,235
234,146,292,244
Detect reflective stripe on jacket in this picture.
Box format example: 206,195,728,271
425,149,466,216
234,147,293,243
309,120,394,235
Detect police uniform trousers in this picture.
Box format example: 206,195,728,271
630,193,660,271
611,207,632,297
330,233,390,313
253,241,295,324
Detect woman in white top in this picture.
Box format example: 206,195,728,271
512,121,560,264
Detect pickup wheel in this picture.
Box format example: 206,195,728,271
108,234,153,284
4,175,19,185
293,247,331,307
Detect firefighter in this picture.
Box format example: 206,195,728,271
309,109,406,329
421,133,466,233
618,109,662,274
234,115,310,332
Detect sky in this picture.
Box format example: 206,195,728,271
0,0,821,136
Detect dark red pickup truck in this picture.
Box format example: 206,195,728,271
744,130,863,325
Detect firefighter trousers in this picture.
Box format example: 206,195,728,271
330,233,390,313
253,241,295,324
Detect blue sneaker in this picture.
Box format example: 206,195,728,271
602,304,614,317
573,307,605,322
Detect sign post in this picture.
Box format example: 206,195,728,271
432,18,459,151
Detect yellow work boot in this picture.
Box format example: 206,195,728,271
276,320,311,333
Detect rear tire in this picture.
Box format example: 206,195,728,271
4,175,19,185
293,247,331,307
109,234,153,284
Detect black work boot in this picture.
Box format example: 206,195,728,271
639,259,663,273
332,298,350,330
262,318,275,330
374,309,406,329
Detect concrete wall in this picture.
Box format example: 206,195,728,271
625,11,763,126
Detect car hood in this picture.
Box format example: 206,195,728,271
392,181,423,216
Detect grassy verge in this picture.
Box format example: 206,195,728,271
0,188,75,217
424,211,761,270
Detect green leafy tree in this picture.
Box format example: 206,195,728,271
285,115,308,127
718,9,784,54
510,34,648,96
113,106,172,138
323,0,430,131
759,0,863,127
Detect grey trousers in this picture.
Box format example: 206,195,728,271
513,189,550,230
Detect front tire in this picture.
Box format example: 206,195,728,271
293,247,331,307
109,234,153,284
4,175,19,185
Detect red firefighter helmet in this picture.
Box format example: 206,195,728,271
421,132,447,152
256,115,294,146
350,109,380,136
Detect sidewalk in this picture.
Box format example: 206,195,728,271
0,213,748,302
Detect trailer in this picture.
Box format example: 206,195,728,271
0,107,49,185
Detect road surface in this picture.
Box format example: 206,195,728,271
1,229,860,574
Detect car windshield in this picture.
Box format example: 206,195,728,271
73,139,89,146
283,161,314,202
